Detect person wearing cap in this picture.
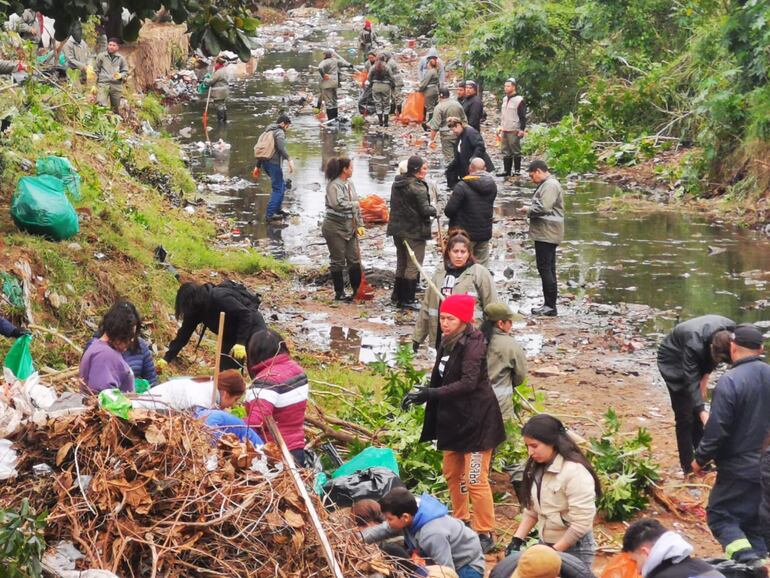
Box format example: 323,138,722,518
656,315,735,474
412,231,498,351
522,160,564,317
490,549,591,578
361,487,485,576
403,293,505,554
429,88,468,165
497,78,527,178
445,117,495,188
462,81,484,131
508,545,562,578
692,323,769,564
367,53,395,127
359,20,378,59
318,49,351,123
444,158,497,267
507,414,600,567
419,47,447,87
621,518,725,578
258,113,295,222
481,303,528,419
385,52,404,117
198,54,231,123
388,155,437,309
419,55,441,124
94,37,128,113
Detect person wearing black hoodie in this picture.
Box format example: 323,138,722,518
444,158,497,267
462,80,484,131
163,280,266,370
387,156,437,309
445,117,494,188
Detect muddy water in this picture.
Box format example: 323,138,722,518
168,15,770,359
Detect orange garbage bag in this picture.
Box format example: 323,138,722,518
400,91,425,124
601,553,640,578
359,194,390,224
355,70,368,87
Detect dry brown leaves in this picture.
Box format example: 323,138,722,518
0,408,392,577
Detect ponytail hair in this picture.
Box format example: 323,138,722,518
519,414,602,509
325,156,352,181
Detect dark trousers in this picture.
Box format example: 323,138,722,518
534,241,558,309
761,451,770,550
394,237,426,280
290,448,306,468
707,476,767,560
667,386,703,473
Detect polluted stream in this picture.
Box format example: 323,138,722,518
166,11,770,362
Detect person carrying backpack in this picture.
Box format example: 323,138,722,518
163,280,267,371
254,114,294,223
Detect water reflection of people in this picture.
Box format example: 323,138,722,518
362,133,392,182
329,326,362,357
319,129,341,173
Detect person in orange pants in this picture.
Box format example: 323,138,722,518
402,293,506,553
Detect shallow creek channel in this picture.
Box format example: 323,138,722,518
167,11,770,362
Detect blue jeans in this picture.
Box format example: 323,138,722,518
456,566,483,578
263,161,284,218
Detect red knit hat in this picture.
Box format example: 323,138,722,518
364,20,372,29
440,294,475,323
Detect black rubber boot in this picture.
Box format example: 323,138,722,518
383,114,389,127
391,277,403,304
216,107,226,124
514,156,522,175
377,114,384,126
331,270,349,301
327,107,338,122
400,279,421,311
348,265,362,296
497,157,512,177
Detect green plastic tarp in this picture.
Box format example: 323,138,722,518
35,156,81,199
11,175,79,241
332,447,399,479
3,334,35,380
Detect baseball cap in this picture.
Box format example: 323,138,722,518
465,80,478,89
484,302,522,322
733,324,764,349
512,545,562,578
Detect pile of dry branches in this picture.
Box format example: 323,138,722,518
1,407,392,577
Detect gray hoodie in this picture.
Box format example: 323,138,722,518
263,123,290,166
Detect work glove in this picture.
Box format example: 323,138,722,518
252,165,261,179
156,358,168,372
231,344,247,361
412,341,420,353
356,226,366,237
505,537,525,556
401,386,431,410
10,327,30,338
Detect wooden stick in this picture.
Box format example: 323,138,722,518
264,415,345,578
211,312,226,408
403,239,443,302
29,324,83,354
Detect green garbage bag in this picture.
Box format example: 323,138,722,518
36,156,81,199
98,389,132,420
135,378,151,394
11,175,79,241
3,334,35,380
332,447,399,479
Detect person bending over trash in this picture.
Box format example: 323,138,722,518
163,280,266,371
79,300,137,394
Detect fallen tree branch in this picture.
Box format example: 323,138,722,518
305,414,370,446
29,324,83,355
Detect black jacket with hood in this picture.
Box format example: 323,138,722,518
386,174,437,240
444,170,497,242
462,94,484,131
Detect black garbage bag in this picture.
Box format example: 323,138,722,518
321,467,405,508
703,558,768,578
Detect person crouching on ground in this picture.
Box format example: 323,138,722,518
623,518,725,578
79,300,137,394
361,487,486,578
388,155,437,310
403,294,505,554
507,414,600,567
244,329,309,466
322,156,365,301
412,231,498,351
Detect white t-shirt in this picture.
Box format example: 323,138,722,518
132,378,217,411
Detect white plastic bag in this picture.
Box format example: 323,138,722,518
0,438,18,480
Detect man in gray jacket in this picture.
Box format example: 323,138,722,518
429,88,467,164
258,114,295,222
94,38,128,113
318,49,351,123
522,160,564,317
63,22,89,75
361,488,486,576
482,303,528,419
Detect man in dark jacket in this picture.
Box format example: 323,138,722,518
657,315,734,474
445,117,494,188
623,519,725,578
444,158,497,267
164,280,267,371
387,156,437,309
462,80,484,131
693,324,770,563
0,315,29,339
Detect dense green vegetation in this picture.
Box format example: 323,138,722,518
344,0,770,199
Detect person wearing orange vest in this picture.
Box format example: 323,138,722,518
497,78,527,177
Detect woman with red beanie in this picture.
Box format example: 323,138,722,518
244,329,309,466
403,293,506,554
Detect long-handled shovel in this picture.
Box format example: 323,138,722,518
202,84,212,146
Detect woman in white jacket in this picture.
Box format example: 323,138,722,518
507,414,601,567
